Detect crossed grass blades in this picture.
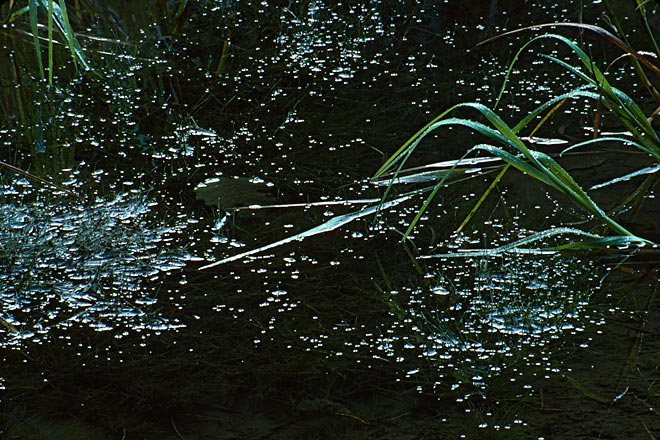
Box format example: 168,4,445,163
374,19,660,254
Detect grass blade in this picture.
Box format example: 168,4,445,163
28,0,44,79
422,227,649,258
455,164,510,234
200,194,413,269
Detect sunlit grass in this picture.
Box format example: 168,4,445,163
8,0,93,81
0,0,192,179
374,19,660,251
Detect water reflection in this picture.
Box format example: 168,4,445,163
0,188,188,347
401,251,596,394
0,0,635,435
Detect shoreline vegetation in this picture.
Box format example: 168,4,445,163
1,1,659,438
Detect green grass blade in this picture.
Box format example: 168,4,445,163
377,103,599,238
6,5,31,24
424,227,604,257
47,0,53,84
492,31,660,154
373,105,457,177
378,61,656,241
56,0,85,71
470,144,558,186
637,0,660,64
423,227,650,258
590,163,660,190
471,144,637,237
200,194,414,269
511,86,596,133
28,0,44,79
543,54,650,121
481,23,660,75
560,136,656,158
531,152,636,236
33,0,92,72
455,164,510,234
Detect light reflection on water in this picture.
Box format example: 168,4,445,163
0,188,189,347
0,1,632,427
403,252,596,391
222,215,602,398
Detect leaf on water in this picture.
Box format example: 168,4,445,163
194,177,277,209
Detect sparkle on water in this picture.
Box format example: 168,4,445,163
0,0,640,434
0,186,189,347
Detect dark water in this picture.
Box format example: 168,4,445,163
1,1,659,438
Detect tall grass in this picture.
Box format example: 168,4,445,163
0,0,93,180
374,9,660,250
6,0,92,82
0,0,191,179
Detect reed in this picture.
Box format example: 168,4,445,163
374,9,660,250
7,0,92,81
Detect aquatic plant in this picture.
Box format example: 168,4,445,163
3,0,92,83
374,4,660,252
0,0,91,175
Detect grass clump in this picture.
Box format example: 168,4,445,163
374,3,660,252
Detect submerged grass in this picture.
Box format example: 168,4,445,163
375,11,660,251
